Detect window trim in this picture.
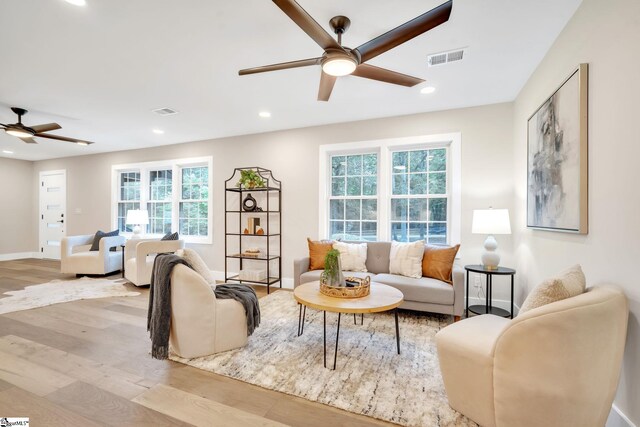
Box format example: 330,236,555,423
111,156,213,244
319,133,461,245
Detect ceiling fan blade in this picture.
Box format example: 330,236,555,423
354,0,453,63
30,123,62,133
239,57,321,76
273,0,344,51
35,133,94,145
19,136,37,144
351,64,424,87
317,72,337,101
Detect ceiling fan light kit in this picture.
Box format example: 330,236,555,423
239,0,453,101
1,107,95,146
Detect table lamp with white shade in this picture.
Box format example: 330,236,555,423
126,209,149,239
472,208,511,269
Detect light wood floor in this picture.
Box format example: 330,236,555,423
0,258,394,427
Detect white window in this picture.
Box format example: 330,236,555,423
111,157,213,243
329,153,378,241
319,134,461,245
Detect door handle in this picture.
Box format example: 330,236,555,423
57,220,64,223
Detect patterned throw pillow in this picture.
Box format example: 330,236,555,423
332,242,368,272
90,229,119,252
389,240,425,278
519,265,586,313
161,232,179,241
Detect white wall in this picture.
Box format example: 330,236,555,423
513,0,640,423
0,157,36,255
33,102,515,295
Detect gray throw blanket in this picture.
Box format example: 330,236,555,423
214,283,260,336
147,253,192,360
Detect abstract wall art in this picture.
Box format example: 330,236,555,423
527,63,588,233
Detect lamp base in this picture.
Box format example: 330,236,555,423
481,235,500,269
131,225,143,239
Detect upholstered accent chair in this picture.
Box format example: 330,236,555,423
61,234,125,276
169,264,248,358
435,286,628,427
124,238,184,286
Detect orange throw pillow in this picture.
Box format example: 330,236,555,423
307,238,334,270
422,244,460,284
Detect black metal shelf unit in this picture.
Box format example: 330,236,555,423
224,167,282,294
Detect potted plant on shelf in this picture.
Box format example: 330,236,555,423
321,249,345,287
237,169,266,189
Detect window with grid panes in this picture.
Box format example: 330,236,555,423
147,169,173,234
117,171,141,232
390,148,448,243
179,166,209,236
329,153,378,241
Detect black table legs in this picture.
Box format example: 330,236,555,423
333,313,341,370
323,311,326,368
395,308,401,355
297,304,307,336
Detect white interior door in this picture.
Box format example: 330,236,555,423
39,170,67,260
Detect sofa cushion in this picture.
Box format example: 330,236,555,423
300,270,375,286
307,238,334,270
176,248,216,285
365,242,391,274
389,240,424,278
333,242,368,272
373,273,454,305
422,244,460,284
89,229,119,251
520,264,586,313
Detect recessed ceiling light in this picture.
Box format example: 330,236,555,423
64,0,86,6
258,111,271,118
76,142,89,146
2,150,14,154
152,129,165,134
420,86,436,94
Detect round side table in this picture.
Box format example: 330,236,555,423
464,265,515,319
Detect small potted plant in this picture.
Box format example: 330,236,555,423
321,249,345,287
237,169,266,189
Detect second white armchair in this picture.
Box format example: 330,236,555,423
124,238,185,286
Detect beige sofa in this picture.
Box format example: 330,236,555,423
435,286,628,427
169,264,248,358
293,241,464,318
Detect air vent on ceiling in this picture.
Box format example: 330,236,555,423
427,48,465,67
152,107,179,116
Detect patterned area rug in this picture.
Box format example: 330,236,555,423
0,277,140,314
171,291,476,427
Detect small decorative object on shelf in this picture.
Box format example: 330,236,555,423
320,275,371,299
237,169,266,189
242,193,258,212
225,167,281,294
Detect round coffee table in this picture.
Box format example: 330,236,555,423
293,280,404,369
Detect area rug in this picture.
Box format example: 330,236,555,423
170,291,476,427
0,277,140,315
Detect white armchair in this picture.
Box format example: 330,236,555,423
435,286,628,427
170,264,248,358
124,238,185,287
61,234,125,276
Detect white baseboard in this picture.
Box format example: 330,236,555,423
0,252,42,261
607,404,636,427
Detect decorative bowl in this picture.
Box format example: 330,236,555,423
319,276,370,299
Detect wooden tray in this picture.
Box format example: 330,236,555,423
319,276,371,299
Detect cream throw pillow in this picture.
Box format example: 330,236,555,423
519,264,586,313
176,248,216,285
332,242,368,272
389,240,424,278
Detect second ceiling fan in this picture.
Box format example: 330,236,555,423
239,0,453,101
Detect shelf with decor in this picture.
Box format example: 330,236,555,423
224,167,282,294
